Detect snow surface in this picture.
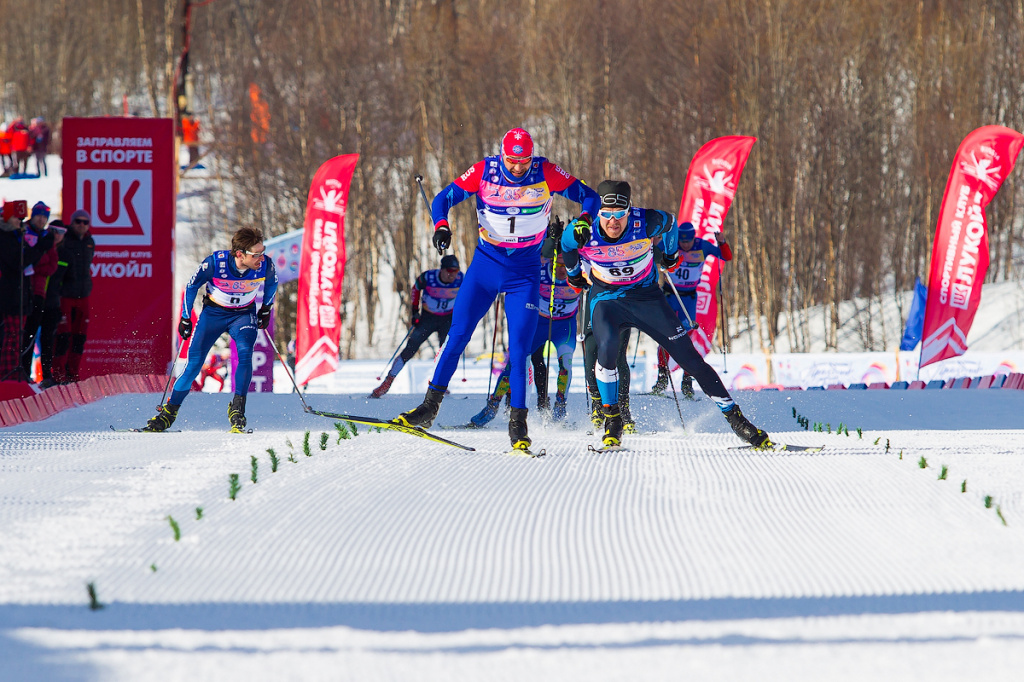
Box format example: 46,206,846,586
3,389,1024,681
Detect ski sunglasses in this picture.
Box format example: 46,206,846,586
598,207,629,220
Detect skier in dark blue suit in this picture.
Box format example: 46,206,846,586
561,180,770,450
393,127,600,452
145,227,278,433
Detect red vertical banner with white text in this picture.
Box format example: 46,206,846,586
677,136,756,356
920,125,1024,368
61,117,176,377
295,154,358,385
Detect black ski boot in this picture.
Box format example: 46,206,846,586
393,386,445,429
723,404,772,449
509,407,531,452
144,402,179,432
650,367,669,396
228,395,247,432
621,396,636,434
602,404,624,448
680,374,696,400
589,391,603,428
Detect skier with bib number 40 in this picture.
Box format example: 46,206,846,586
370,254,463,398
649,220,732,399
144,227,278,433
392,127,600,454
560,180,770,450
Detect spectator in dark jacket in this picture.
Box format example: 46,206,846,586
0,205,55,380
52,210,95,383
19,203,58,380
36,220,67,388
29,118,51,177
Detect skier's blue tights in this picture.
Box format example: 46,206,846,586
170,306,257,405
430,246,540,410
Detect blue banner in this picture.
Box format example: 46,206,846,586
900,277,927,351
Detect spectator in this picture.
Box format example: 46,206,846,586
181,112,200,169
19,203,59,381
10,118,30,175
0,123,12,174
52,209,95,384
37,220,67,389
29,117,51,177
0,203,55,381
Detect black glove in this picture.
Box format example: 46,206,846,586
547,215,565,242
256,307,271,329
178,317,193,340
567,270,590,291
411,312,421,326
661,251,680,271
432,224,452,254
570,216,592,247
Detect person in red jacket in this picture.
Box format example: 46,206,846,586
19,203,59,380
10,118,30,175
0,123,12,174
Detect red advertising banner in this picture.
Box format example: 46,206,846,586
677,136,756,356
61,118,176,377
295,154,358,385
920,125,1024,368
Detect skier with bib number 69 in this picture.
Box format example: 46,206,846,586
561,180,770,451
392,128,599,454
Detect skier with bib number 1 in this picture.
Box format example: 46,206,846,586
391,127,600,455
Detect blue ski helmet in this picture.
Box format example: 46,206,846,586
678,221,696,240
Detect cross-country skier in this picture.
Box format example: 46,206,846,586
469,248,581,426
392,127,600,453
649,221,732,399
370,254,463,398
144,227,278,433
561,179,770,450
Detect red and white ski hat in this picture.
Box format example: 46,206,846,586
501,128,533,159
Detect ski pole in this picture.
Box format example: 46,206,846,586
665,361,686,430
263,329,313,413
156,336,183,410
543,255,557,403
376,325,415,380
718,261,728,374
414,174,432,210
659,267,717,355
486,296,504,398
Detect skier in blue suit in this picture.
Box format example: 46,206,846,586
561,180,770,450
145,227,278,433
393,127,599,452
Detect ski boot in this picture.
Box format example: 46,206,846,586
393,386,445,429
589,391,604,428
602,405,624,448
536,394,550,413
650,367,669,396
469,396,501,428
228,395,247,432
551,395,567,421
680,374,696,401
723,404,773,450
509,407,531,452
144,402,179,432
369,374,395,399
621,396,636,434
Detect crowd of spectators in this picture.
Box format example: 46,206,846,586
0,117,52,177
0,200,94,386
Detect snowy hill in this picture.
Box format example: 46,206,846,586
3,390,1024,680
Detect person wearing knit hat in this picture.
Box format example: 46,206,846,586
50,210,95,385
17,205,59,380
561,179,771,451
390,128,600,455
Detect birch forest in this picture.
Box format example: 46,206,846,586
2,0,1023,354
